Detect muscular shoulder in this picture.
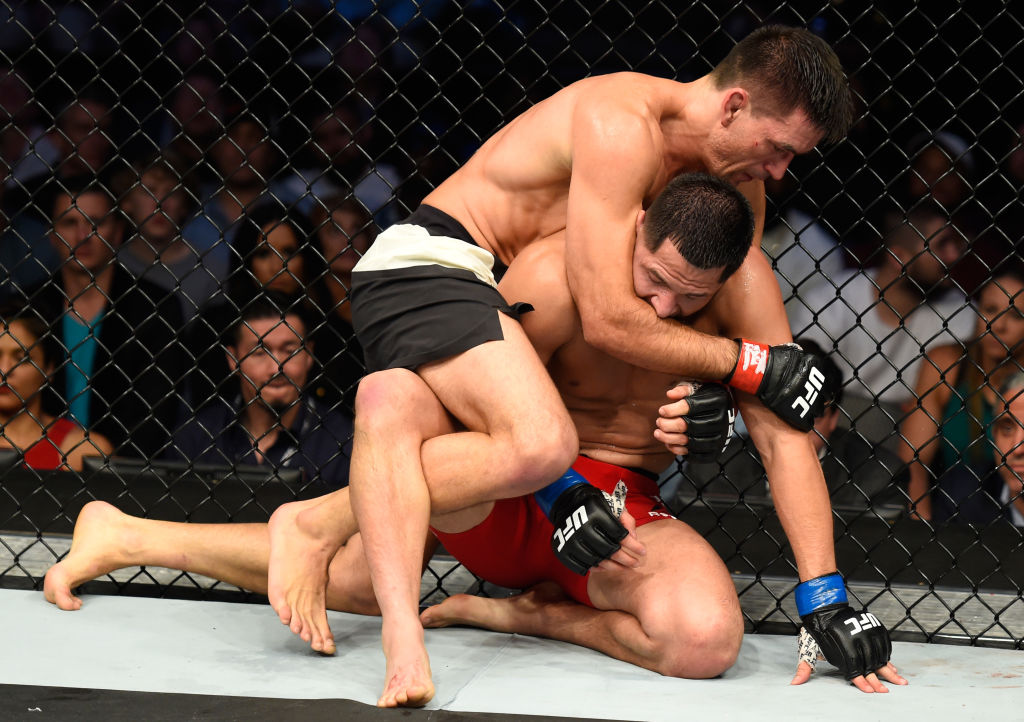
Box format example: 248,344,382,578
499,239,572,310
498,239,580,360
569,75,667,179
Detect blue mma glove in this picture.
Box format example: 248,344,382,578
534,468,628,576
796,572,892,680
680,382,735,463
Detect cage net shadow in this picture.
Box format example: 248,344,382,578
1,1,1022,649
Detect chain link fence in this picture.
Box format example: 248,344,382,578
1,1,1022,649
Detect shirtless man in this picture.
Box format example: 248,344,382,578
44,174,900,695
267,26,855,706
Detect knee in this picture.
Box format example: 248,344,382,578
654,607,744,679
354,369,430,431
502,418,578,495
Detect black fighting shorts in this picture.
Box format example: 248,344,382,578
350,205,531,372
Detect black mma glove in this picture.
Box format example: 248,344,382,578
679,382,735,463
534,469,628,576
796,573,892,680
723,339,834,432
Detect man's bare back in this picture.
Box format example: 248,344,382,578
426,73,706,264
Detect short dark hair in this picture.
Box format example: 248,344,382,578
710,24,853,145
228,292,314,348
793,337,843,408
642,172,754,282
48,174,117,221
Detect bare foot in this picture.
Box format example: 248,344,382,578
43,501,136,610
420,582,571,634
266,497,343,655
377,617,434,708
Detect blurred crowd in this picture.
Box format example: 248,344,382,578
1,1,1022,525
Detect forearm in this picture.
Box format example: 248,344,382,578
768,448,837,580
747,401,835,578
579,302,739,379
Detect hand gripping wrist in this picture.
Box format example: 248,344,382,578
797,573,892,680
537,469,627,576
680,382,735,463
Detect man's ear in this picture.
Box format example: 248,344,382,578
225,346,238,372
721,89,748,127
635,209,646,235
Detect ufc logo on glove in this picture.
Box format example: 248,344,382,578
553,505,588,552
844,612,882,635
790,366,825,419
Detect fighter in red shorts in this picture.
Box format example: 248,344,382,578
434,454,678,607
423,175,899,687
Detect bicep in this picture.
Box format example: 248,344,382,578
563,108,658,327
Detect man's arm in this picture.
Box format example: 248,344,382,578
563,92,743,379
717,254,835,575
718,262,903,691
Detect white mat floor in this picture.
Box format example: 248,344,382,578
2,588,1022,721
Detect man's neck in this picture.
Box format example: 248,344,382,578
659,76,715,174
60,265,115,323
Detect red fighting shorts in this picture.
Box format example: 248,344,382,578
431,454,676,607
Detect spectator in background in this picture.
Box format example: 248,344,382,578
680,338,907,515
790,203,976,451
12,176,185,459
308,194,377,410
48,87,118,181
169,293,352,493
156,67,228,189
277,98,401,226
899,131,975,212
187,202,320,409
187,112,281,251
0,304,112,470
993,371,1024,527
1,64,54,194
762,168,848,317
0,66,61,297
113,152,229,322
900,262,1024,523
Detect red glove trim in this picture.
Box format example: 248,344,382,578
727,338,769,395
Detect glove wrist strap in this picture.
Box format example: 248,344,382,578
534,467,587,518
796,572,848,617
726,338,768,395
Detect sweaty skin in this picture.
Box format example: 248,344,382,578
266,72,830,705
43,234,905,692
429,236,906,692
426,72,821,379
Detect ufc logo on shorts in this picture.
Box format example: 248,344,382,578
553,505,589,552
844,612,881,635
741,343,769,376
790,366,825,419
